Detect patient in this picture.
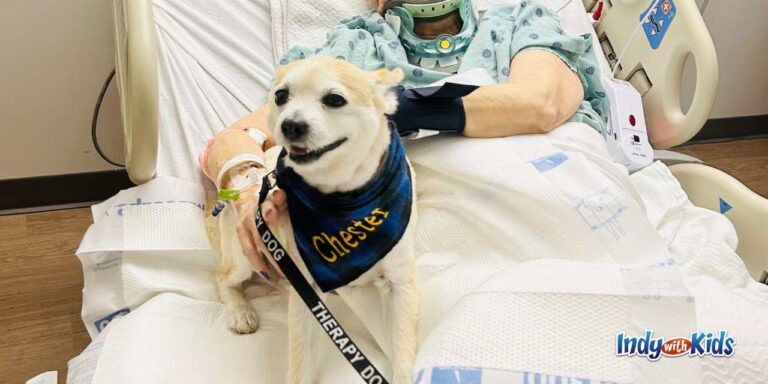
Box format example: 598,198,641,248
200,0,610,277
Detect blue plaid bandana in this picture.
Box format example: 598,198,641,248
276,127,413,292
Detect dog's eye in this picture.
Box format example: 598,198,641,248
322,94,347,108
274,89,289,106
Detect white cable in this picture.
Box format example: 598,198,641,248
556,0,575,14
611,0,663,77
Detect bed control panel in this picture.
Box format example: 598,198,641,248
601,77,653,172
642,0,676,50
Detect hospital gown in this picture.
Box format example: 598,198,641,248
280,1,609,135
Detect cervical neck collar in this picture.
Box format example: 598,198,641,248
388,0,476,66
385,0,461,18
275,126,413,292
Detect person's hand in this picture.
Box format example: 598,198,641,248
388,84,478,135
376,0,386,15
232,186,289,280
200,105,284,279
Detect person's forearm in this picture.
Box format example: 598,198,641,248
462,50,584,138
202,105,274,189
461,83,558,138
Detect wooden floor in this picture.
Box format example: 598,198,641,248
0,209,93,383
0,138,765,383
677,138,768,198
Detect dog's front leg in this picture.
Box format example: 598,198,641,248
288,289,311,384
211,207,259,334
217,270,259,334
381,263,420,384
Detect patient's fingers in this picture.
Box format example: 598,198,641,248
237,221,270,277
259,191,287,226
254,236,284,279
261,200,277,223
376,0,386,15
248,210,286,279
271,190,288,212
242,207,259,235
245,193,286,279
262,129,277,151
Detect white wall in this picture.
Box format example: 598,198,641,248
682,0,768,119
0,0,123,180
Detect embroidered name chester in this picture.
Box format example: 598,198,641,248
312,208,389,262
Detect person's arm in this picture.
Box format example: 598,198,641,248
201,105,275,189
462,49,584,138
201,105,280,278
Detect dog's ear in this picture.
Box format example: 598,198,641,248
370,68,404,114
371,67,404,88
274,60,301,84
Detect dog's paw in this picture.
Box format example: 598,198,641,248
225,307,259,334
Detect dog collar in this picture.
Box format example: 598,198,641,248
275,126,413,292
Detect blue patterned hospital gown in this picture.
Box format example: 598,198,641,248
280,1,609,135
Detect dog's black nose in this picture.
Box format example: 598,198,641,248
281,119,309,140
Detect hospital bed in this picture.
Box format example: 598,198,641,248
65,0,768,383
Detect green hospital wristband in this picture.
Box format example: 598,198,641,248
218,189,242,201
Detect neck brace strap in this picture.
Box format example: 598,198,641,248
388,0,476,61
389,0,461,18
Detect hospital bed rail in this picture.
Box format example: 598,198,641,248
113,0,158,185
671,163,768,282
593,0,718,149
592,0,766,279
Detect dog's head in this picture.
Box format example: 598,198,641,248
267,57,403,177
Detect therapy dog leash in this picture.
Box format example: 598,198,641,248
255,171,390,384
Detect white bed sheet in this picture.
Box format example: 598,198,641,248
152,0,610,185
153,0,275,184
72,122,768,383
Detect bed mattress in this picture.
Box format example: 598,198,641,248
72,122,768,383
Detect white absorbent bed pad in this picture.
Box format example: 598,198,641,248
73,123,768,384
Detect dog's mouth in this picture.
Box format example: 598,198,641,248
288,138,348,164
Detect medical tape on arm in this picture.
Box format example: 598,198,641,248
216,154,267,190
244,127,269,144
213,126,271,189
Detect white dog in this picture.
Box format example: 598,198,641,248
210,56,420,384
269,56,419,384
